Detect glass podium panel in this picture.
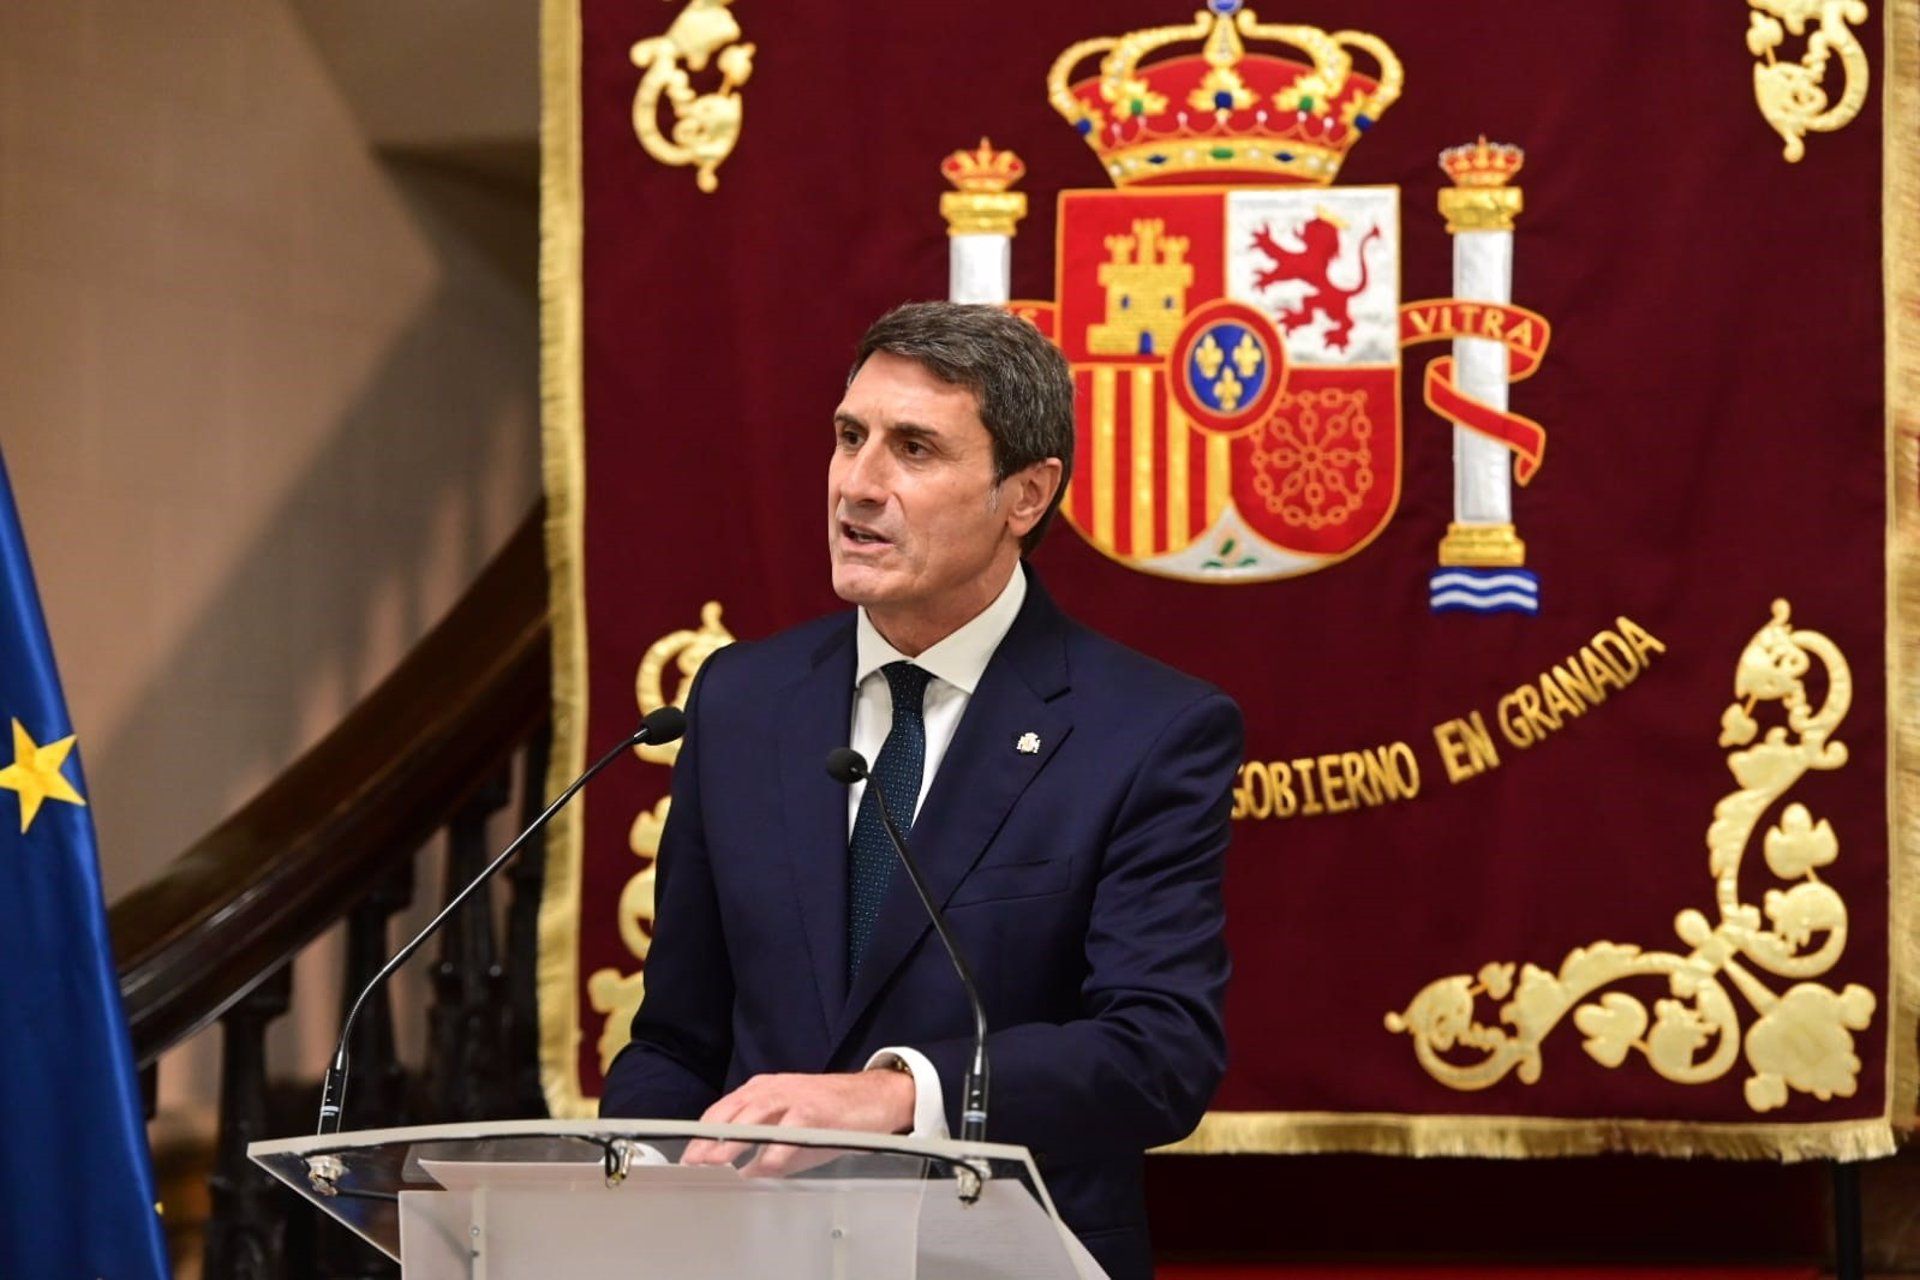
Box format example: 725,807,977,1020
250,1119,1089,1279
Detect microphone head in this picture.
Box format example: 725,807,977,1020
824,747,869,785
639,705,688,745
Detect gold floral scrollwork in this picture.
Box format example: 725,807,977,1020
630,0,756,193
586,602,736,1073
587,795,668,1074
1746,0,1870,162
632,600,736,765
1387,600,1877,1113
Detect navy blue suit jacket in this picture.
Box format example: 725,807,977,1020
601,570,1241,1279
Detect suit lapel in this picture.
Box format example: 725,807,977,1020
829,573,1074,1057
776,621,857,1046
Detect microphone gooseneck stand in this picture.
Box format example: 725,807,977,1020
824,747,992,1150
314,706,687,1138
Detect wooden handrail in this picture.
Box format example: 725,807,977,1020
109,506,551,1066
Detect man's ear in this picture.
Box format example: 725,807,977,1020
1004,458,1065,541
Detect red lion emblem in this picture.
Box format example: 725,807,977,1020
1251,215,1382,352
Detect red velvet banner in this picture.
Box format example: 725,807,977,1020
538,0,1919,1158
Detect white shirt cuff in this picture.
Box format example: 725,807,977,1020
865,1046,949,1138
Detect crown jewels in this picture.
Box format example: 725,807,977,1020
1047,2,1404,188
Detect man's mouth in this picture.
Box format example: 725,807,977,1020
840,521,892,548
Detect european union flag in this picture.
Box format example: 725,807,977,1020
0,449,170,1279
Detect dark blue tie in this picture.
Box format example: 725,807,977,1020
848,661,932,984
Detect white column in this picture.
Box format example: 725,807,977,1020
1433,139,1526,572
949,235,1012,304
938,140,1026,306
1451,231,1514,529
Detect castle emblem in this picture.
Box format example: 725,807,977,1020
939,2,1554,613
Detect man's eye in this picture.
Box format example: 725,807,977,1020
838,428,862,447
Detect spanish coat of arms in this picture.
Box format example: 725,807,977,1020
940,0,1554,614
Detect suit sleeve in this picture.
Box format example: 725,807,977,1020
914,689,1241,1160
599,657,735,1120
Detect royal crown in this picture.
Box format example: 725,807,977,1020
939,138,1029,237
1439,136,1525,188
1436,136,1525,233
941,138,1027,193
1047,0,1403,188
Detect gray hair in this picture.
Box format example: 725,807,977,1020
850,302,1076,555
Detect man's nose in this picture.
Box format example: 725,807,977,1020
839,440,891,504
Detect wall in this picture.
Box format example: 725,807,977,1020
0,1,540,1115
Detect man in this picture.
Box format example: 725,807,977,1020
601,302,1242,1279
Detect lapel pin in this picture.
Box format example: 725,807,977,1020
1016,732,1041,755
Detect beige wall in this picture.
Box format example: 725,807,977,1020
0,1,540,1109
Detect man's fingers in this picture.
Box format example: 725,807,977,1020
684,1092,747,1164
682,1138,749,1166
680,1071,908,1170
685,1085,789,1165
738,1140,840,1179
737,1141,802,1177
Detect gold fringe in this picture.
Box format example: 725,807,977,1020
1884,0,1920,1141
536,0,597,1121
1159,1112,1897,1162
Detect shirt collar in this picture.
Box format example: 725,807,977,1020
854,565,1027,695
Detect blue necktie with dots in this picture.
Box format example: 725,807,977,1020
847,661,932,985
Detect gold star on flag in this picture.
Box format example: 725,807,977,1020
0,717,87,833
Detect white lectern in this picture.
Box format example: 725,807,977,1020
250,1119,1104,1279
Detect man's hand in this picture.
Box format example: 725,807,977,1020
681,1069,917,1175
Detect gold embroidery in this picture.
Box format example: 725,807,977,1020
940,139,1028,238
632,601,735,765
1105,76,1169,120
1213,366,1245,412
1091,368,1119,550
1131,367,1157,557
1884,0,1920,1157
1195,334,1225,379
1436,522,1527,568
537,0,592,1119
1087,220,1192,357
1048,8,1402,188
1205,432,1231,525
1232,334,1263,379
1747,0,1870,162
1436,136,1524,234
586,796,668,1074
1166,401,1191,541
1188,64,1256,115
1388,601,1875,1113
629,0,756,193
586,605,736,1075
1249,388,1375,529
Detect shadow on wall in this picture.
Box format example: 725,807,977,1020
122,151,542,1119
91,156,539,887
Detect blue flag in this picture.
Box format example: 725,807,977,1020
0,449,170,1279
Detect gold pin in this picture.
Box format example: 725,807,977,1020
1016,732,1041,755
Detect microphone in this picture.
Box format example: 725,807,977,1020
315,705,688,1135
825,746,991,1143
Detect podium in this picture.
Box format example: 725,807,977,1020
250,1119,1102,1278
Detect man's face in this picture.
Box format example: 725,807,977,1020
828,352,1017,629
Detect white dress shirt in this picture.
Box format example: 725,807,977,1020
852,565,1027,1138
